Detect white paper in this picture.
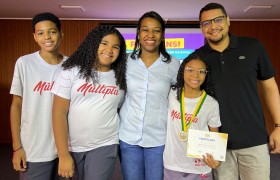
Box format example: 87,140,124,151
187,129,228,161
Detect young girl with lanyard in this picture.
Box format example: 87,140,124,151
163,52,221,180
52,25,127,179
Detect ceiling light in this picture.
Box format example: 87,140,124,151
244,5,272,13
60,5,86,12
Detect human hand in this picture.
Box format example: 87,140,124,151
269,127,280,154
202,153,220,169
58,154,75,178
12,148,27,171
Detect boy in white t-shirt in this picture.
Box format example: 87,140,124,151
163,52,221,180
52,25,127,179
10,12,67,180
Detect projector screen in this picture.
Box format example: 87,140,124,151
116,26,205,60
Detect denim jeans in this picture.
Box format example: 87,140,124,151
119,140,164,180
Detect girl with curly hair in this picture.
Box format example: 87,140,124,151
163,52,221,180
52,25,127,180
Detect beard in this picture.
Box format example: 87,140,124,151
208,34,224,44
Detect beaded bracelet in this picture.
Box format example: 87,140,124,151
13,146,22,152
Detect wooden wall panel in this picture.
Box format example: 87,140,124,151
0,20,279,143
60,20,100,56
0,20,100,143
0,20,38,143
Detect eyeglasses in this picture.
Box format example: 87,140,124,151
200,16,226,28
185,67,208,76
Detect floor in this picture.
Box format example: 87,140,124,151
1,143,279,180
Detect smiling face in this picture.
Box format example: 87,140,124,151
97,34,121,72
138,17,163,54
33,20,62,54
200,9,230,47
184,59,207,92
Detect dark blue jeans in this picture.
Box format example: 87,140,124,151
119,140,164,180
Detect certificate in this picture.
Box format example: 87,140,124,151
186,129,228,161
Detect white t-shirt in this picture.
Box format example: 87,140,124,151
163,89,221,174
10,51,67,162
52,67,124,152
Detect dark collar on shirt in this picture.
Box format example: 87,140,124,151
202,34,238,54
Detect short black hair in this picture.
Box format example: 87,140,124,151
199,3,227,21
32,12,61,32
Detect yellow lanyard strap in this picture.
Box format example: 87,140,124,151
180,90,207,132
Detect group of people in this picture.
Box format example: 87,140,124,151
9,2,280,180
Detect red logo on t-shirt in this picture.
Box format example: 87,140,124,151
77,82,119,98
170,109,198,123
194,158,206,167
33,81,54,95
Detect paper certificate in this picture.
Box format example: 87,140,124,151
186,129,228,161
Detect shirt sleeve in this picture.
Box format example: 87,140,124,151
256,39,276,80
51,69,73,100
10,58,23,97
170,56,181,85
207,97,221,128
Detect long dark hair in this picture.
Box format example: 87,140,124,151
130,11,171,63
175,52,215,101
62,25,127,91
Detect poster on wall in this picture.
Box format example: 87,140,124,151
117,27,205,60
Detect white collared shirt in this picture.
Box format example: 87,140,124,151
119,53,180,147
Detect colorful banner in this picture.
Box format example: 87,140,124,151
121,32,205,60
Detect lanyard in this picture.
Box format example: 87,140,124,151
180,89,207,132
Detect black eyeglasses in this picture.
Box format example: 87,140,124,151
200,16,226,28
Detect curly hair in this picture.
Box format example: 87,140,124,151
62,25,127,91
130,11,171,63
175,52,216,101
32,12,61,32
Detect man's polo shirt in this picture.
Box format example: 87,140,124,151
196,35,275,149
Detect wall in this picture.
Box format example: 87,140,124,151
0,20,279,143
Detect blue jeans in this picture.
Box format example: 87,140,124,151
119,140,164,180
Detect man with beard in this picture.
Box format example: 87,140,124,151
195,2,280,180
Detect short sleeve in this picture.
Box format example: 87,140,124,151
52,69,73,100
256,40,275,80
10,58,23,97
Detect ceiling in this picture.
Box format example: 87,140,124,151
1,0,280,21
